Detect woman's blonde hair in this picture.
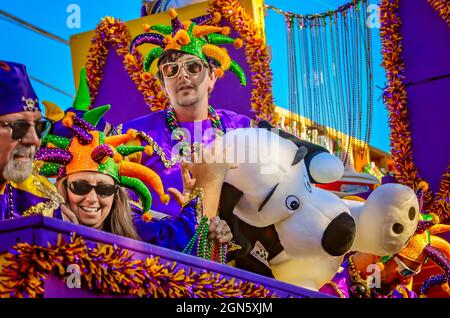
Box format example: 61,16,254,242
56,177,140,241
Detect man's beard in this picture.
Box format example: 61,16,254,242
2,144,36,183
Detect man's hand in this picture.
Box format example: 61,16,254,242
185,137,238,189
61,205,79,224
167,161,197,207
185,138,238,218
208,216,233,244
168,137,237,209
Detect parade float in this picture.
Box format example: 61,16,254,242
0,0,448,298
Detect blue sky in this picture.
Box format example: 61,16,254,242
0,0,389,153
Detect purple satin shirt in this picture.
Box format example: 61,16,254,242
122,108,251,217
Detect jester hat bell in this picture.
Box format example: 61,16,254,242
35,111,170,220
129,8,247,86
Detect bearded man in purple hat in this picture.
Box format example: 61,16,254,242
0,61,63,220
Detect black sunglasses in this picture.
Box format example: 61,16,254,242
66,181,118,198
0,117,53,140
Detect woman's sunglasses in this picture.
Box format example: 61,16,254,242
393,256,421,278
0,117,53,140
66,181,118,198
160,59,206,78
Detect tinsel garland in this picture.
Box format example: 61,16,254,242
85,16,169,112
208,0,275,121
0,234,277,298
380,0,449,219
428,0,450,26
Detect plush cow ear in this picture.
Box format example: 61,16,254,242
292,146,308,166
219,182,244,220
257,120,272,129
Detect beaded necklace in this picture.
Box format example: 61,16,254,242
182,188,227,264
165,105,224,156
348,255,372,298
8,183,14,219
134,106,229,169
5,166,64,220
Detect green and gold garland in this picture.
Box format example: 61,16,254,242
380,0,449,219
0,234,277,298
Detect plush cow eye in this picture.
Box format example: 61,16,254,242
286,195,300,211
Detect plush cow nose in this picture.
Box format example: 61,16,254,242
322,212,356,256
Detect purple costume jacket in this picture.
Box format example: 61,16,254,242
131,199,197,252
0,174,62,221
121,108,252,217
319,259,417,298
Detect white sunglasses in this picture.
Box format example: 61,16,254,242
160,59,206,78
393,256,421,278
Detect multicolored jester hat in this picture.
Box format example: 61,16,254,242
35,111,170,221
129,8,247,86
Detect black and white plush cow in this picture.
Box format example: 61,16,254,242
216,122,419,290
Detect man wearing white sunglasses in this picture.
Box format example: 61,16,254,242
121,9,251,218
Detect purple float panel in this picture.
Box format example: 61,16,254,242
209,23,254,119
92,31,255,126
0,216,329,298
404,78,450,193
399,0,450,193
93,47,151,126
399,0,450,83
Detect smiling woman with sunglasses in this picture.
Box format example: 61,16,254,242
43,111,174,241
56,171,140,240
37,111,233,252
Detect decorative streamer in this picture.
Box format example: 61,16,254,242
266,0,373,166
285,15,298,130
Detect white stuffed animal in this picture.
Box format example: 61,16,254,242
216,123,419,291
270,183,419,290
